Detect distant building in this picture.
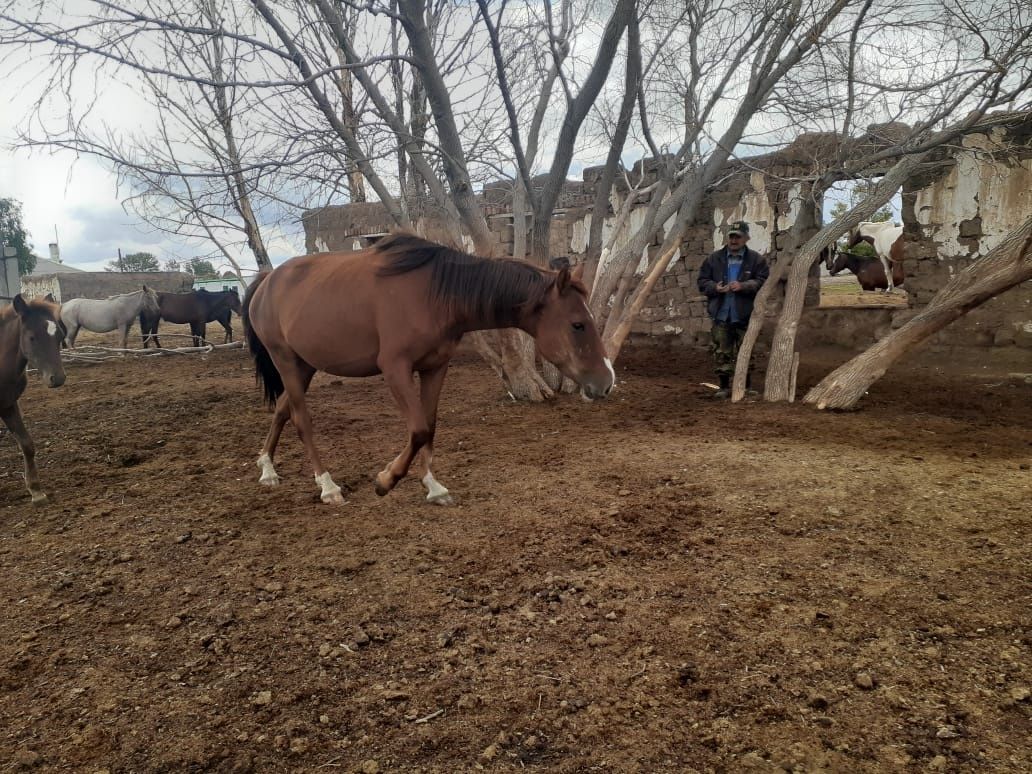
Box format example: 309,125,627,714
28,258,84,275
193,273,255,296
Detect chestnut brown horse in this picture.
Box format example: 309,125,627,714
0,294,66,505
140,288,242,348
243,233,615,505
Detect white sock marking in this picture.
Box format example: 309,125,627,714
257,453,280,486
422,472,451,502
315,471,343,503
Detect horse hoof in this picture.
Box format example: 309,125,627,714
259,474,280,487
30,492,49,507
427,492,454,506
374,471,395,497
322,490,346,505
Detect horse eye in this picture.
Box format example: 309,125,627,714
572,322,585,332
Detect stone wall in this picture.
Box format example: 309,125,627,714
301,112,1032,354
20,272,194,303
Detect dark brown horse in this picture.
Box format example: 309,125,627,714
826,249,890,291
140,288,242,348
0,294,66,505
243,233,615,505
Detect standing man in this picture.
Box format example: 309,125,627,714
697,221,769,399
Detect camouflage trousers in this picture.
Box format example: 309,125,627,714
710,321,747,378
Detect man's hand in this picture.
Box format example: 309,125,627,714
716,282,729,293
728,280,742,292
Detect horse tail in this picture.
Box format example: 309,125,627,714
242,271,283,407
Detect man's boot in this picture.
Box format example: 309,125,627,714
714,374,730,399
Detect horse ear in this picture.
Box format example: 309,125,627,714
555,266,572,294
44,293,56,303
572,262,584,282
13,294,28,316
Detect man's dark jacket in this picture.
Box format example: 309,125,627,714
697,247,770,322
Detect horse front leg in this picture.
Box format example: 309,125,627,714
65,323,79,349
375,360,430,497
257,392,294,487
1,403,48,506
276,358,343,504
416,364,453,506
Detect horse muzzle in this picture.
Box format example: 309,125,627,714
579,360,615,401
580,382,612,401
43,370,66,389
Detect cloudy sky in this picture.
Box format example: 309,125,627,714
0,37,307,274
0,130,306,274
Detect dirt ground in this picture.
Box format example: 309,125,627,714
1,323,1030,773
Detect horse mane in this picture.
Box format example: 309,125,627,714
373,233,556,326
105,289,147,301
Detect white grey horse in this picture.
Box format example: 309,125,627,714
61,287,160,350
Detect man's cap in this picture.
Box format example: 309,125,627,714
728,220,750,236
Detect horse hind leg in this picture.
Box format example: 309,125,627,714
257,392,293,486
420,446,452,506
375,360,433,499
1,404,48,506
417,364,453,506
882,258,894,292
262,356,343,504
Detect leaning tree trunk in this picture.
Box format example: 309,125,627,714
604,241,680,358
804,218,1032,409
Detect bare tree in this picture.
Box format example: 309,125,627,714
594,0,858,359
729,0,1032,401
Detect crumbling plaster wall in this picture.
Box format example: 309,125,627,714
898,125,1032,350
302,114,1031,353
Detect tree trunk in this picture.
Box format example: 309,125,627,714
804,219,1032,409
529,0,635,264
760,153,927,401
730,193,819,401
512,177,530,261
584,12,642,285
604,241,680,358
